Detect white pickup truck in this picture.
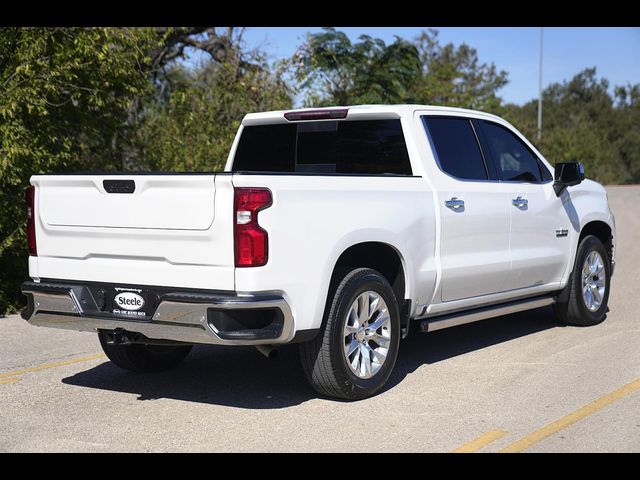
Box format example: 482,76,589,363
22,105,616,400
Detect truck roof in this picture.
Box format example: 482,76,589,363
242,104,505,126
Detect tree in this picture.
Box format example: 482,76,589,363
136,42,292,172
292,28,508,110
292,28,421,106
0,27,290,314
501,68,640,184
409,29,508,110
0,27,155,313
614,83,640,108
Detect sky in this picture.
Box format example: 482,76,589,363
225,27,640,106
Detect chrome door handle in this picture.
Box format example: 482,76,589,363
512,196,528,208
445,197,465,210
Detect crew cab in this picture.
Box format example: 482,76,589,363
22,105,616,400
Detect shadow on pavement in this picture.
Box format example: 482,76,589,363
62,306,560,409
385,306,561,391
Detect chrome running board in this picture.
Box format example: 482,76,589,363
419,295,556,333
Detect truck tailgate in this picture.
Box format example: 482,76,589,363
30,174,235,291
42,175,215,230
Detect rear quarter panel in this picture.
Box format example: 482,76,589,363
232,174,437,332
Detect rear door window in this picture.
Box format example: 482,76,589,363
232,119,412,175
421,117,488,181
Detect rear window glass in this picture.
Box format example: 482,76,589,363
232,119,412,175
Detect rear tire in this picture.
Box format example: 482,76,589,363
98,331,192,373
299,268,401,400
554,235,611,326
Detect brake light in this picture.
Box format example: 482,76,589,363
234,187,272,267
284,109,348,121
25,186,37,256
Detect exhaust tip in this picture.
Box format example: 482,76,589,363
255,345,278,359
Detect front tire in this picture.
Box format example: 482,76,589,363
554,234,611,326
299,268,401,400
98,331,192,373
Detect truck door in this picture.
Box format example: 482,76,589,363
421,116,512,302
473,119,568,289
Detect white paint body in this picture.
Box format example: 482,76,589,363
28,105,616,339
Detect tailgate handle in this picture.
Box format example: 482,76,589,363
103,180,135,194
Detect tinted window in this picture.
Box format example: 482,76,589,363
232,119,412,175
233,124,296,172
422,117,487,180
480,121,544,183
537,159,553,181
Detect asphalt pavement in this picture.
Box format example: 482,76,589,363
1,185,638,452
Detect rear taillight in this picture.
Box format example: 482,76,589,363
25,186,37,256
234,187,272,267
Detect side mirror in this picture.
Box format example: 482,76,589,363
554,162,585,196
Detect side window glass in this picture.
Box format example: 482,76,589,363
537,158,553,181
480,121,543,183
422,117,488,180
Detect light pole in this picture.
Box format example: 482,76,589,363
537,27,543,141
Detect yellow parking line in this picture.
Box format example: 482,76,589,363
0,378,21,385
501,377,640,453
0,353,106,381
452,429,508,453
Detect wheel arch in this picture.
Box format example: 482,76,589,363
580,220,613,263
329,241,411,337
559,219,614,305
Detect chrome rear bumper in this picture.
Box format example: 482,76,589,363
21,281,294,346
